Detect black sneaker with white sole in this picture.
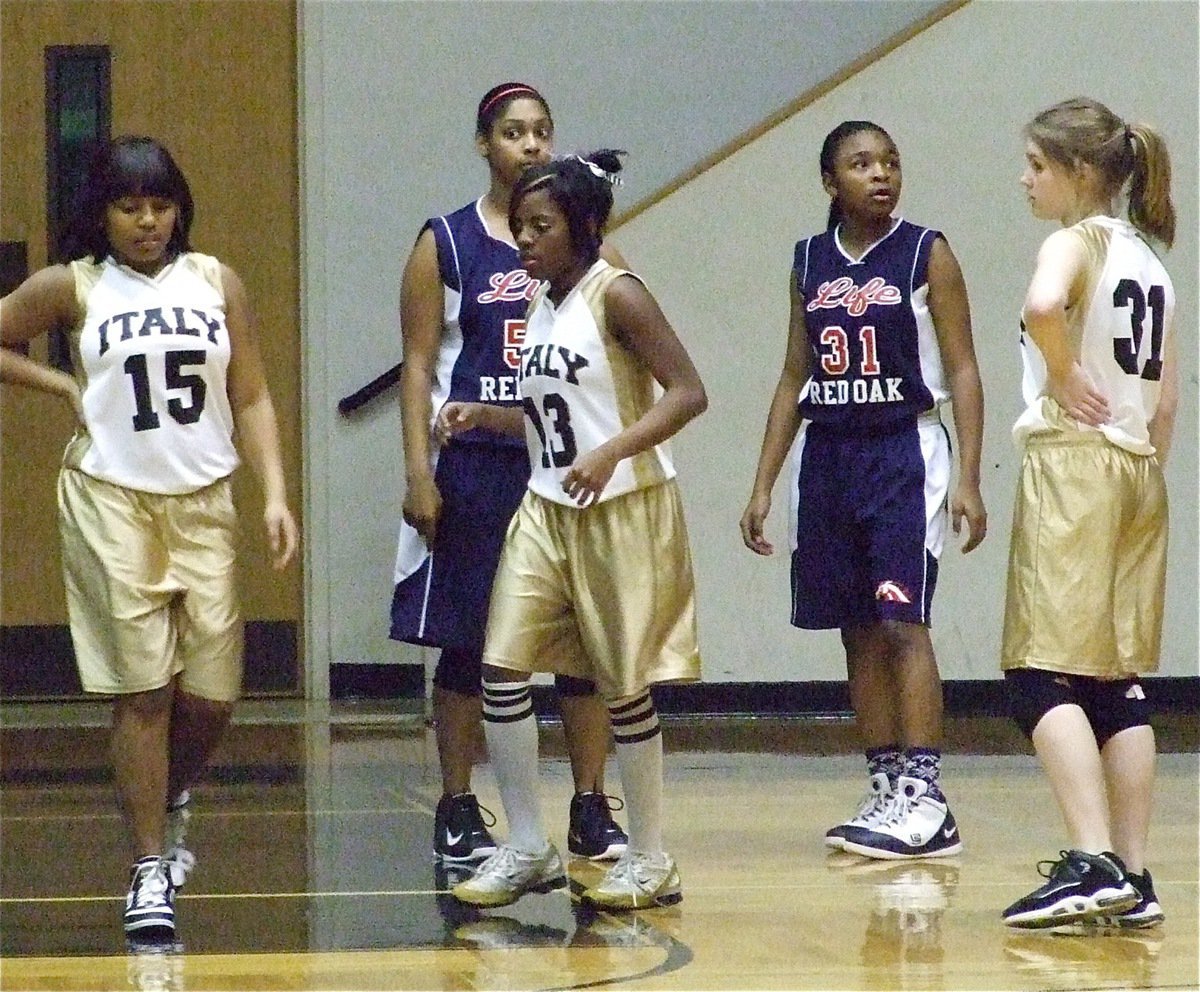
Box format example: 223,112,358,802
567,792,628,861
1003,850,1138,929
434,792,498,863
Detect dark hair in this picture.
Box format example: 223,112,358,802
475,82,553,138
1026,97,1175,247
509,149,625,259
61,136,194,262
818,120,895,230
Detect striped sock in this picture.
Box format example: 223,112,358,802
481,680,545,852
608,692,664,856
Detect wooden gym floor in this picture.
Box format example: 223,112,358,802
0,701,1196,991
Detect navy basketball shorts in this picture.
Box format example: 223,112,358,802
789,415,950,630
390,441,529,653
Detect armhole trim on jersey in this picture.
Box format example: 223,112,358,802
911,227,936,295
434,216,461,293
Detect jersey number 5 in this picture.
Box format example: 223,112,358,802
1112,279,1165,381
124,350,208,432
523,393,577,468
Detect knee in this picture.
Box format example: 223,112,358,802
877,619,933,661
175,688,235,724
115,683,174,720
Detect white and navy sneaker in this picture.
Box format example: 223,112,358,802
434,793,498,864
451,842,566,907
1003,850,1138,929
124,856,176,941
825,772,894,850
840,776,962,860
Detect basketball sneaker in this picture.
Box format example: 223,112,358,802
163,791,195,888
124,856,176,941
839,776,962,860
582,850,682,910
434,792,498,863
825,772,894,849
1054,868,1164,931
1002,850,1138,928
567,792,628,861
450,842,566,907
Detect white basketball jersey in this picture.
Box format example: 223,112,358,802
64,253,238,494
1014,216,1175,454
519,259,675,506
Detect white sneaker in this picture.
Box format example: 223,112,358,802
840,776,963,860
163,791,195,888
582,850,682,910
825,772,894,849
451,843,565,907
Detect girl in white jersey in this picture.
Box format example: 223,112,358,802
999,99,1178,931
0,137,298,945
439,151,707,911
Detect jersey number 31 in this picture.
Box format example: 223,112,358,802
1112,279,1165,381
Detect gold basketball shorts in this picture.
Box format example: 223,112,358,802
483,480,701,699
57,468,243,700
1001,432,1166,677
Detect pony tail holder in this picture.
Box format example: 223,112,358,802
574,155,623,186
558,150,626,186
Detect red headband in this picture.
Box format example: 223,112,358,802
480,85,541,117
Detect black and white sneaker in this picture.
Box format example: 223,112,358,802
434,793,498,863
839,776,962,860
1003,850,1139,929
124,856,176,941
567,792,628,861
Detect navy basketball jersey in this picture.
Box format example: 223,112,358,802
424,199,542,447
795,219,948,430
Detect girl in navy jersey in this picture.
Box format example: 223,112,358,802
391,84,626,867
0,136,297,942
438,150,706,910
1000,97,1176,931
741,121,987,860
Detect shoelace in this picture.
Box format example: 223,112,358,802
131,862,170,908
598,793,626,814
478,845,533,880
606,851,664,886
877,789,914,827
476,802,498,830
1034,850,1077,882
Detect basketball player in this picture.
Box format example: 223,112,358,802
0,136,298,942
392,84,626,866
438,150,706,909
740,121,987,859
1000,98,1177,930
